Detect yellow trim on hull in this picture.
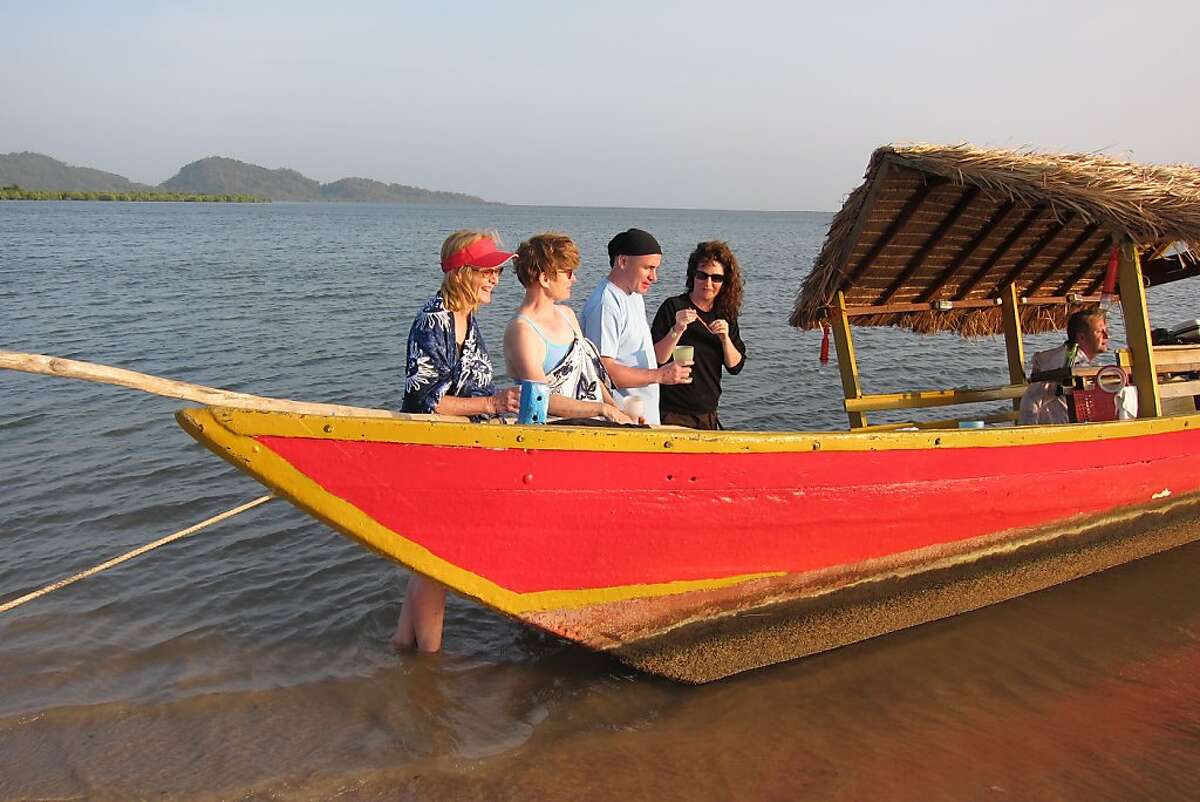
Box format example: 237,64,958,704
198,405,1200,454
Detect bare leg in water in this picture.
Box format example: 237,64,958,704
392,573,447,652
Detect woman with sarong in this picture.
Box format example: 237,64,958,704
393,229,521,653
504,232,633,423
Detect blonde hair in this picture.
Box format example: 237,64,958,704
514,232,580,288
439,229,501,312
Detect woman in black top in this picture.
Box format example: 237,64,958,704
650,241,746,429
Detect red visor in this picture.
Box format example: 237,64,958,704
441,238,515,272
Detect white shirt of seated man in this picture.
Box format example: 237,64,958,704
1019,311,1110,425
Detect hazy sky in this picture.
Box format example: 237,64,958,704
4,1,1197,210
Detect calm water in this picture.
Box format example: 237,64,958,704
3,201,1200,800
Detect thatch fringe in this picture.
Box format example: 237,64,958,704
1020,303,1078,336
792,143,1200,336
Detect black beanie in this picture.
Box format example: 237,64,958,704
607,228,661,265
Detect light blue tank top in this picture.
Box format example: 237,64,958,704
517,308,574,374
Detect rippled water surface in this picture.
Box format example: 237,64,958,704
3,201,1200,800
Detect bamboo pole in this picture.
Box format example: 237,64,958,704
0,350,464,420
830,292,867,429
1116,244,1162,418
1000,283,1026,411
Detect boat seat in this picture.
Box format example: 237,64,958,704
1117,346,1200,415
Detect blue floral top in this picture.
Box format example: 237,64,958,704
402,292,497,414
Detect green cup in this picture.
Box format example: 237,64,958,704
673,345,694,365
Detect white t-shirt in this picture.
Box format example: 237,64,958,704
580,278,660,425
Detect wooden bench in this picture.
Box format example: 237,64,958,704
1117,346,1200,413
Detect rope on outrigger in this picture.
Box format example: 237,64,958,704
0,494,275,614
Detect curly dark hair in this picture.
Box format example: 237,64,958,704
685,241,743,322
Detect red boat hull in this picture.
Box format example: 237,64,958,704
259,428,1199,592
177,408,1200,681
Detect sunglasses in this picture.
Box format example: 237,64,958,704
472,266,504,277
695,270,725,284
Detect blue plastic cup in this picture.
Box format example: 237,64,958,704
518,380,549,424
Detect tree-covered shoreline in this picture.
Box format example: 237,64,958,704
0,185,268,203
1,153,495,204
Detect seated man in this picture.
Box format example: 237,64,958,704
1019,309,1108,425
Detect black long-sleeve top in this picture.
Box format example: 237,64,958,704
650,293,747,415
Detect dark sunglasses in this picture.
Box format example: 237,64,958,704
695,270,725,284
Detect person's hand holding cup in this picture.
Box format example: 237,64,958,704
623,396,646,425
491,386,521,414
599,402,634,425
660,360,692,385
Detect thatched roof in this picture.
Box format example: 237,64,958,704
791,144,1200,336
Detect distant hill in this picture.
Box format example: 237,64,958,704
163,157,492,204
161,157,321,201
0,152,154,193
1,152,494,204
321,176,487,204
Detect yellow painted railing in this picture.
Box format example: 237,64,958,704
843,383,1027,414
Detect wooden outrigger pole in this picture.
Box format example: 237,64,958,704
0,349,467,421
0,350,399,417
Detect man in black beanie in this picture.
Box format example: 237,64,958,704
580,229,691,424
